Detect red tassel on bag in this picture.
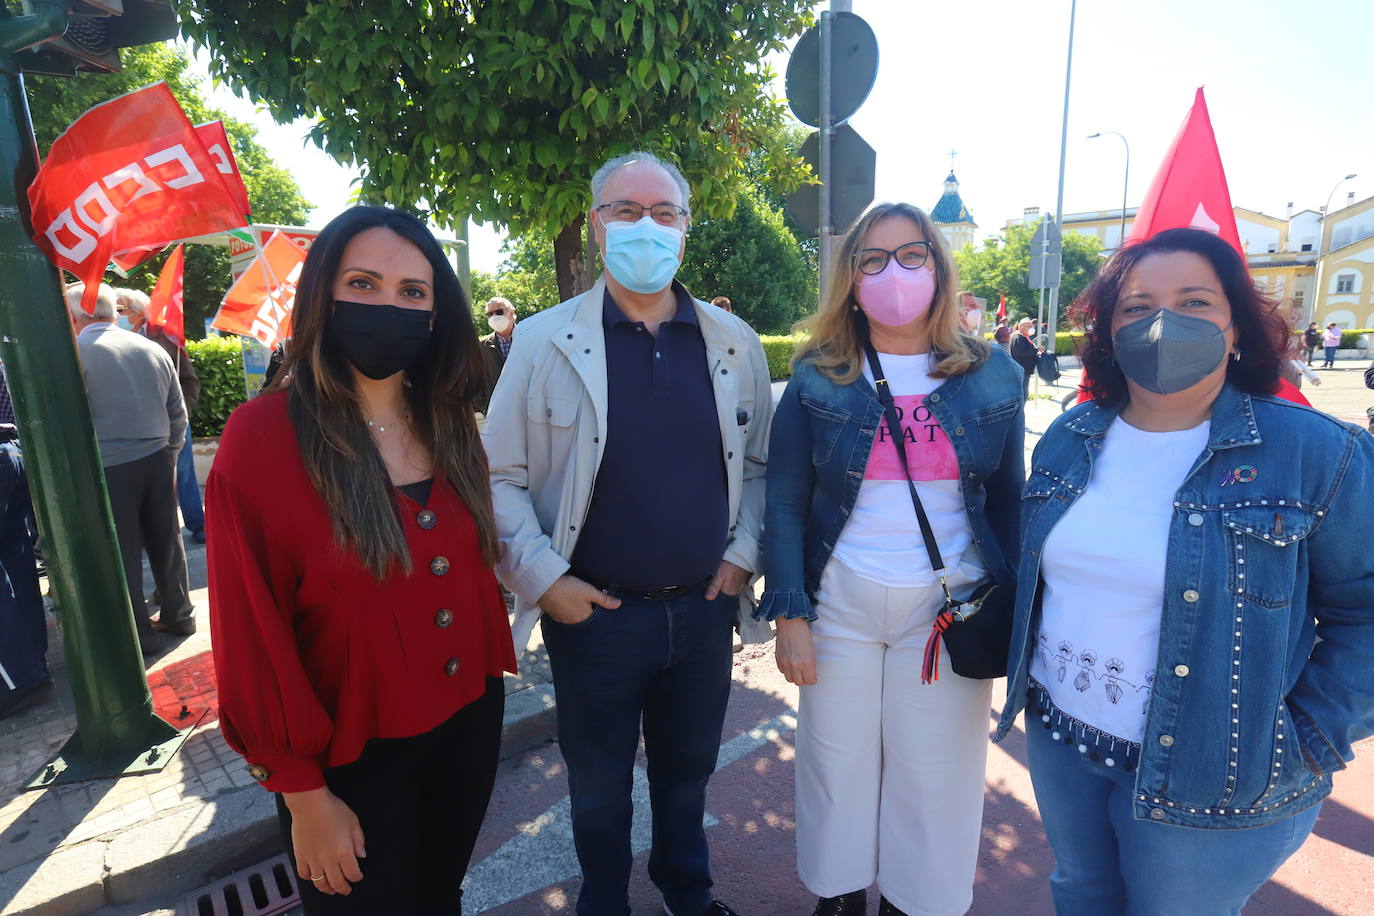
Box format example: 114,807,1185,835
922,611,955,684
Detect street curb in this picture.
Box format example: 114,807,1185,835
1,682,560,915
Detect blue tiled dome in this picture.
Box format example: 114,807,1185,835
932,171,975,225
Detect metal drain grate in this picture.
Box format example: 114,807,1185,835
175,853,301,916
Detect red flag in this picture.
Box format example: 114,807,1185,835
213,231,305,348
996,294,1007,322
27,82,247,313
193,120,252,220
147,244,186,347
1126,88,1243,257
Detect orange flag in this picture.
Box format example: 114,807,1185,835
213,231,304,348
147,243,186,346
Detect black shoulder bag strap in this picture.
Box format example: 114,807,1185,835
862,339,963,682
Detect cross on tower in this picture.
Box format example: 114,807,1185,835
949,148,957,172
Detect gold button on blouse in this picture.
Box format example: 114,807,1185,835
430,556,450,576
444,657,461,676
417,509,437,530
435,608,453,628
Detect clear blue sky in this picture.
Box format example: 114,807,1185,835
189,0,1374,271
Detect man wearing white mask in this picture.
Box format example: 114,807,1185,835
483,150,773,916
477,296,516,413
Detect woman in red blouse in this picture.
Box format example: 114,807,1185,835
207,206,516,914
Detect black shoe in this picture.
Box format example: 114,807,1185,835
0,676,55,720
878,896,908,916
191,526,206,545
700,903,741,916
813,890,866,916
151,615,197,637
140,633,162,657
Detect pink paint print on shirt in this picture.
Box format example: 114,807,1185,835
866,394,959,481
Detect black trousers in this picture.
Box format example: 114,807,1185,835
277,677,506,916
104,448,193,634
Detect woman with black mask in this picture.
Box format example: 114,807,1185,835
207,206,516,914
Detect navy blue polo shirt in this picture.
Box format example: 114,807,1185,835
570,285,728,592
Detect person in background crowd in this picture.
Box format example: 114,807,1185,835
993,324,1012,350
762,203,1023,916
115,288,205,544
710,295,734,314
1302,321,1322,365
66,283,192,655
997,227,1374,915
958,291,983,334
1010,317,1043,398
476,296,516,414
1320,322,1341,368
208,206,516,914
0,402,48,719
483,150,772,916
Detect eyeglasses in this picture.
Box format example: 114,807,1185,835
594,200,689,226
854,242,932,275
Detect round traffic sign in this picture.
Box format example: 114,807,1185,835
785,12,880,128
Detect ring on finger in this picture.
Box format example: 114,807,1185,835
311,875,327,882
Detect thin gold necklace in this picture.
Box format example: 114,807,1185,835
365,409,410,434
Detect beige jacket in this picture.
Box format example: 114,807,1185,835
482,276,774,651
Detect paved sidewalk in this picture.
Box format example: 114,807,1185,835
0,537,555,916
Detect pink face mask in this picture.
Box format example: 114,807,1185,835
855,262,936,328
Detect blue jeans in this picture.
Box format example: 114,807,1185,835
541,585,736,916
1026,716,1319,915
1323,345,1337,367
175,425,204,530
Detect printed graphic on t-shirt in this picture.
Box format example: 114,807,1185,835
866,394,959,481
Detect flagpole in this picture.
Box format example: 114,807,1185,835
1047,0,1077,340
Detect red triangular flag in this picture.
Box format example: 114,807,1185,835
147,243,185,347
1126,87,1243,257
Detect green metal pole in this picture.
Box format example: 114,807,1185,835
0,13,182,786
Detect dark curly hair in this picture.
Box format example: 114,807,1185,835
1070,227,1289,406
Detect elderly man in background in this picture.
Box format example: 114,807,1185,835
483,150,773,916
477,295,517,414
67,283,193,656
115,288,205,544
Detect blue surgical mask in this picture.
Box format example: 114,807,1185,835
602,216,683,294
116,315,135,331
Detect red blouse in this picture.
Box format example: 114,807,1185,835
206,392,516,793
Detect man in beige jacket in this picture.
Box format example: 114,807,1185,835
482,150,772,916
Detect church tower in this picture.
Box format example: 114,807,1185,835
932,170,977,251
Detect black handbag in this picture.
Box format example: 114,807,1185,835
863,340,1015,683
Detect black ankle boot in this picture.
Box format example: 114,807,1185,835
877,896,908,916
812,890,866,916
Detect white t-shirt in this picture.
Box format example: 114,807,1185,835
831,352,974,587
1029,416,1210,745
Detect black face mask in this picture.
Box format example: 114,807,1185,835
328,299,433,380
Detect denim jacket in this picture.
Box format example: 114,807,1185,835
758,347,1025,621
995,384,1374,830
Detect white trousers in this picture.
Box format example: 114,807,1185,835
796,559,993,916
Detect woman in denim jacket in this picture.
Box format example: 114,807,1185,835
995,228,1374,914
760,203,1024,916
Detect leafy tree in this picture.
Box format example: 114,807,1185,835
176,0,814,300
953,222,1105,329
27,43,310,338
678,184,812,334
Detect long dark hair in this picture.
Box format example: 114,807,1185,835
271,206,497,578
1071,227,1289,406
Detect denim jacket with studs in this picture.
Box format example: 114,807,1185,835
995,383,1374,829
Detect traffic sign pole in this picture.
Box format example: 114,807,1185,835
818,9,833,300
1047,0,1078,339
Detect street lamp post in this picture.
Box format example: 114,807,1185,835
1088,131,1130,250
1310,172,1359,326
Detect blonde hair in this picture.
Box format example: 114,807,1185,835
792,202,987,384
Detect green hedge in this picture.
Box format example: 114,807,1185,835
760,334,798,380
1340,328,1373,349
186,337,246,438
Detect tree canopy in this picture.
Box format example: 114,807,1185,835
175,0,814,298
28,43,311,338
953,222,1105,328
